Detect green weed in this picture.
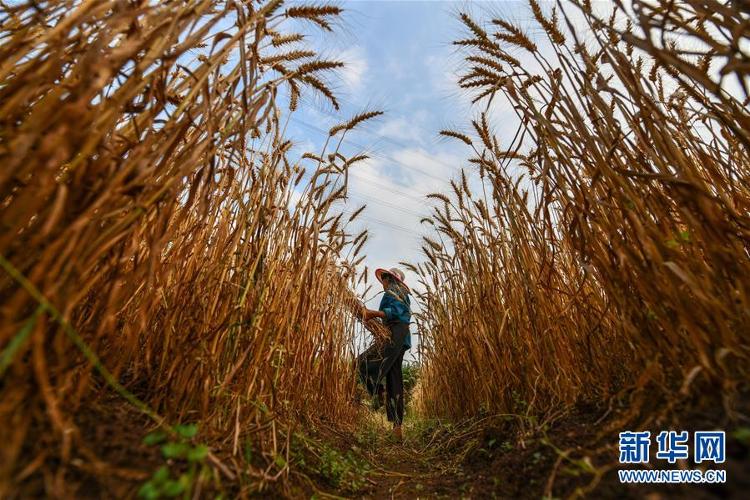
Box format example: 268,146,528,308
138,424,210,499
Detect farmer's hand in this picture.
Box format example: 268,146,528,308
363,309,384,321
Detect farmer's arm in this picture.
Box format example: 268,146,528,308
363,308,385,320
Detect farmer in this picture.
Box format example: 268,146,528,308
358,267,412,441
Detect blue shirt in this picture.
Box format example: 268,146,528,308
378,285,412,349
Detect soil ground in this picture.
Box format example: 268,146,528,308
9,394,750,498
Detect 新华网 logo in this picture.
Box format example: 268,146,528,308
617,430,726,484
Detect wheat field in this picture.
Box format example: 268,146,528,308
415,0,749,423
1,0,748,498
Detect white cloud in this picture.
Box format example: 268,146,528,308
338,46,368,93
375,117,425,145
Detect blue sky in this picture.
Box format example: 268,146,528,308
280,1,544,357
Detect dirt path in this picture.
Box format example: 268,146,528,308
350,417,516,499
362,442,465,499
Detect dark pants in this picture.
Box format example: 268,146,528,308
357,322,408,425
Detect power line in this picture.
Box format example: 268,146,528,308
348,170,433,206
340,193,427,219
345,212,421,235
341,210,429,239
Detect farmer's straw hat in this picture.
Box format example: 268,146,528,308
375,267,409,292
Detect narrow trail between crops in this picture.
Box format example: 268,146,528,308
362,439,543,499
338,410,576,500
363,444,468,499
353,425,557,499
